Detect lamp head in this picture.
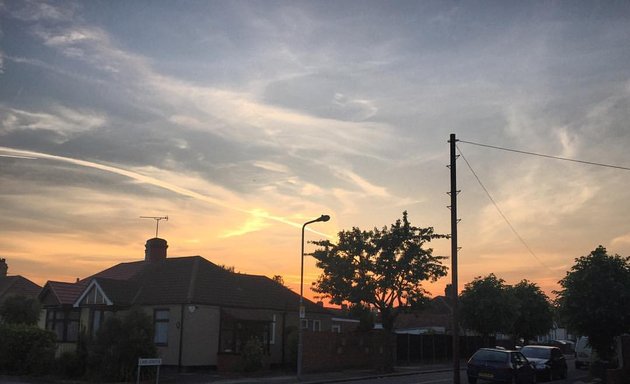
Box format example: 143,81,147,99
318,214,330,222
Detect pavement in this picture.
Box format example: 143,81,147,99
161,362,457,384
0,359,599,384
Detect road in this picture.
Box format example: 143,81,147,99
324,360,591,384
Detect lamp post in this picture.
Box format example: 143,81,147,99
297,214,330,380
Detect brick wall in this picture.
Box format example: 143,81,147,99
302,330,394,373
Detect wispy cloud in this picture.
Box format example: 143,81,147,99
0,105,105,139
0,146,332,238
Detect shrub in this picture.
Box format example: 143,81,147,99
0,295,41,325
86,308,157,382
239,337,265,372
0,323,56,375
56,350,86,379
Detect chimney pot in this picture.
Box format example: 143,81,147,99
145,238,168,262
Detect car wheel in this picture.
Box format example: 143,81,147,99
467,375,477,384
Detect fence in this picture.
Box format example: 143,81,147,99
396,334,497,364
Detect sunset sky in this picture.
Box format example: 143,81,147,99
1,1,629,303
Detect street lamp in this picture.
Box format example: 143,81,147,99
297,214,330,380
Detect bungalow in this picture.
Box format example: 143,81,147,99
39,238,333,369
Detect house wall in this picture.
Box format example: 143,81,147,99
145,304,221,367
181,304,221,366
145,304,180,365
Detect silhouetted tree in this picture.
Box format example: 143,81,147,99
460,274,518,341
555,245,630,361
311,211,448,331
509,280,553,342
310,212,447,372
272,275,285,286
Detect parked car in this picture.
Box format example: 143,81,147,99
519,345,568,381
467,348,536,384
574,336,593,369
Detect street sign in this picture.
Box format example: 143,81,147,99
138,358,162,366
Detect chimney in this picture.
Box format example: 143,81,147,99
0,258,7,277
445,284,454,300
145,238,168,262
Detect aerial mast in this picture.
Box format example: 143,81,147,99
140,216,169,238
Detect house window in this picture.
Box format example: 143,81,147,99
45,309,80,342
312,319,321,332
90,309,113,336
300,319,309,330
219,320,271,354
154,309,169,345
270,315,276,345
332,324,341,333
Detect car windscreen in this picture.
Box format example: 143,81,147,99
521,347,551,359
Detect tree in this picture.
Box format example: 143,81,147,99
0,295,41,325
509,280,553,343
555,245,630,361
311,211,448,331
272,275,285,286
87,308,157,382
459,274,518,340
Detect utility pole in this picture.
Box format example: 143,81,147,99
448,133,460,384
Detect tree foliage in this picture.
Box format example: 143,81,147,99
311,211,448,331
272,275,285,286
86,308,157,382
509,280,553,342
0,295,41,325
460,275,553,342
459,274,518,338
0,323,56,375
555,245,630,360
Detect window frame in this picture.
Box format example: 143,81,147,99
153,308,170,346
45,308,80,342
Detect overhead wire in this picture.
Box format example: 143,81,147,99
455,143,554,273
459,139,630,171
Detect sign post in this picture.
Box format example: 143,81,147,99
137,358,162,384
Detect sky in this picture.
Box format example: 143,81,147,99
1,0,629,303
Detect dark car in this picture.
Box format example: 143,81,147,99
467,348,536,384
519,345,567,381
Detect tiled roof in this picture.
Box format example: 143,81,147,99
0,276,42,301
393,296,454,330
87,260,149,281
42,281,87,305
43,254,329,314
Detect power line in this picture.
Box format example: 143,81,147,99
459,140,630,171
456,144,554,273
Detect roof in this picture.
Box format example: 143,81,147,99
393,296,453,331
43,255,329,314
0,275,42,302
40,280,87,305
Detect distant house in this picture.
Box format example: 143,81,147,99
394,295,453,335
39,238,333,369
325,304,361,333
0,258,42,304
